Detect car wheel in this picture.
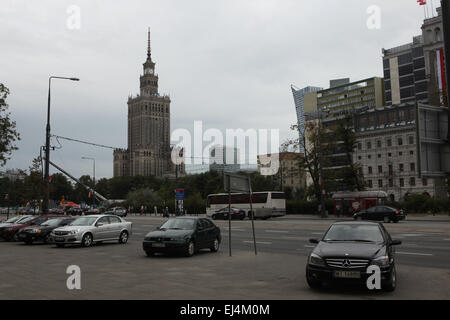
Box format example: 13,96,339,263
43,234,52,244
81,233,93,247
212,215,217,220
383,265,397,292
383,216,390,223
210,237,220,252
145,250,155,257
185,240,195,257
119,231,129,244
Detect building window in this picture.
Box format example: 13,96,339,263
378,180,383,188
389,165,393,175
368,180,373,188
378,166,383,174
367,141,372,149
409,136,414,144
388,152,392,157
399,151,403,156
358,143,362,150
410,163,415,172
389,178,394,187
368,155,372,159
378,154,381,159
398,137,403,146
387,138,392,147
410,177,416,186
422,178,428,186
399,164,404,172
400,178,405,187
410,150,414,155
368,167,373,174
377,140,382,148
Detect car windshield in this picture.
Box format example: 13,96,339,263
160,218,195,230
41,218,64,227
69,217,97,226
18,216,35,224
4,216,21,223
323,224,384,243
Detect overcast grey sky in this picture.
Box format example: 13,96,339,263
0,0,436,179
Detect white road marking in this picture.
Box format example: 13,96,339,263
443,239,450,241
223,228,246,232
243,241,272,245
265,230,289,234
397,251,433,256
282,236,310,241
311,232,323,235
304,245,315,248
398,234,425,237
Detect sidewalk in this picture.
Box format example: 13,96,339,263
281,214,450,222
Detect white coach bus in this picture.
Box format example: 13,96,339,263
206,192,286,220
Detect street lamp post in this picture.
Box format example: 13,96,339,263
81,157,96,207
43,76,79,215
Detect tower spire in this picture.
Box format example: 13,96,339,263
147,27,151,59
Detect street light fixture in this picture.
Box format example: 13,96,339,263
43,76,79,215
81,157,96,208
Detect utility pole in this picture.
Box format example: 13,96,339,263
43,76,79,214
81,157,95,207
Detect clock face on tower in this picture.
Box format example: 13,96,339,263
145,68,154,75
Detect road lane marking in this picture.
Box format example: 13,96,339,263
311,232,323,235
223,228,246,232
304,245,315,248
265,230,289,234
243,241,272,245
397,251,433,256
444,239,450,241
282,236,310,241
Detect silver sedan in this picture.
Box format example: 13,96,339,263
50,215,132,247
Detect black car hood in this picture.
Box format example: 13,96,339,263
145,229,193,238
314,241,385,259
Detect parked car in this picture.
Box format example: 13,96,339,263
353,205,406,223
66,207,84,216
306,221,401,291
105,207,127,217
50,215,132,247
0,215,33,227
16,217,76,244
84,208,101,215
212,207,245,220
143,217,221,257
0,215,63,241
49,207,66,215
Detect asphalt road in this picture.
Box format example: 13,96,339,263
0,215,449,299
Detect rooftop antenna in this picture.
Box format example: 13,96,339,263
147,27,151,59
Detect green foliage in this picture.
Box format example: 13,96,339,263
394,194,450,214
126,188,162,209
0,83,20,166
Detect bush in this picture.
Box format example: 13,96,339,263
392,194,450,214
286,199,334,215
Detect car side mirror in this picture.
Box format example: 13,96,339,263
309,238,319,244
156,226,160,230
391,239,402,246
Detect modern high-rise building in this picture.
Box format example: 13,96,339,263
382,35,427,105
114,29,177,178
291,85,322,152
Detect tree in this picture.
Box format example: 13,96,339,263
283,121,334,206
335,115,364,191
22,157,44,205
0,83,20,166
126,188,162,210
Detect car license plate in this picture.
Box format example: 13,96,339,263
333,271,361,279
54,237,65,242
152,243,165,248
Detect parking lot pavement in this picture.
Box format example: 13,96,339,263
0,217,450,300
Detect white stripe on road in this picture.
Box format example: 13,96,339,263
243,241,272,245
311,232,323,235
304,245,315,248
443,239,450,241
397,251,433,256
265,230,289,234
223,228,246,232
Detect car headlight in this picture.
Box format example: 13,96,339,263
69,230,80,235
372,255,390,267
309,253,325,266
35,229,41,234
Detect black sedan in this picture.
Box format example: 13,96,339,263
354,205,406,223
16,217,76,244
306,221,401,291
212,207,245,220
143,217,221,257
